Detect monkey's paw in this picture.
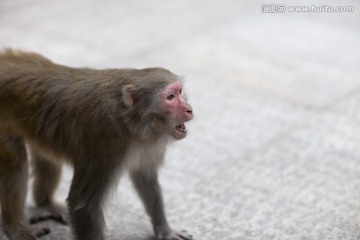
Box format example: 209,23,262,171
157,230,193,240
30,203,69,225
5,223,50,240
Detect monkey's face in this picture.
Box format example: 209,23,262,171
122,73,193,142
162,81,193,140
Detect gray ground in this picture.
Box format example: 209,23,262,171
1,0,360,239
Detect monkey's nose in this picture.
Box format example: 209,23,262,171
185,107,193,119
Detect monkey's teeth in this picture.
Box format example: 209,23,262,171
176,124,187,133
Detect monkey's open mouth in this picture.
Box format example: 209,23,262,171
175,123,187,133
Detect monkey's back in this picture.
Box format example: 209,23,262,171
0,50,127,160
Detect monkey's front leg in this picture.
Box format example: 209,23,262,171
67,165,108,240
130,170,193,240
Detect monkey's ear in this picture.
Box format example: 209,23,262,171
122,84,137,107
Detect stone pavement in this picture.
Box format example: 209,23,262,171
1,0,360,239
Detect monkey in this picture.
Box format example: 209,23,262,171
0,49,193,240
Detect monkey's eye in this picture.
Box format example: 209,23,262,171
179,88,182,94
167,93,175,100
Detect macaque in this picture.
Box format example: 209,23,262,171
0,50,193,240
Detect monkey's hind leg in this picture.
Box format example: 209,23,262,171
30,150,68,225
0,133,50,240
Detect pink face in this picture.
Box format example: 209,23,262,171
162,81,193,139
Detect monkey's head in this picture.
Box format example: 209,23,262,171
121,68,193,142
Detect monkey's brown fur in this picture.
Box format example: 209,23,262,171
0,50,193,240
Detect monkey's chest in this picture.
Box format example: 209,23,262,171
123,139,168,172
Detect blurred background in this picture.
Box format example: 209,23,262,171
1,0,360,239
